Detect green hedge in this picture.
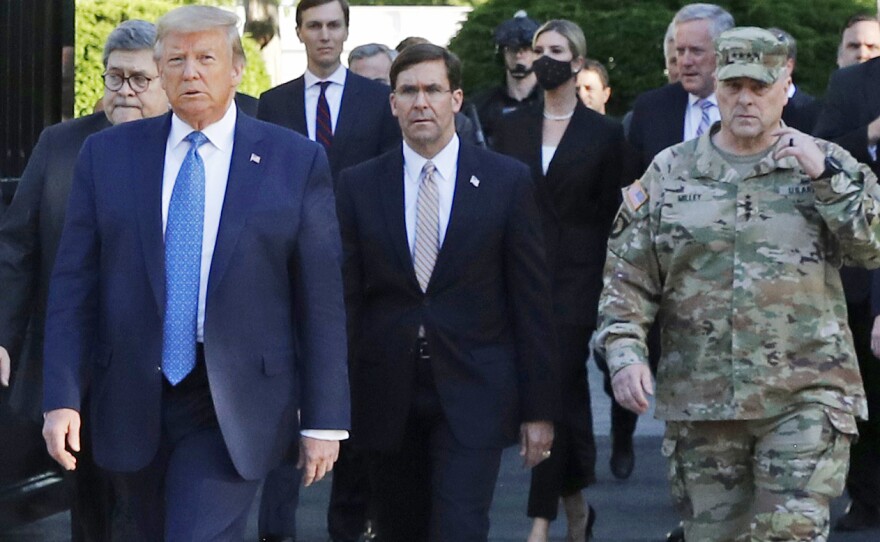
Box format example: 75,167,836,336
449,0,876,117
75,0,271,118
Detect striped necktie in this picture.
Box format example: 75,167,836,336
695,98,714,137
162,131,208,385
413,161,439,292
316,81,333,150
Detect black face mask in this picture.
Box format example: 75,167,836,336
532,56,574,90
508,63,532,79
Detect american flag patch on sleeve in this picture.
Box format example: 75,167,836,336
623,180,648,212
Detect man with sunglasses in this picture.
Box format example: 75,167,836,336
0,20,168,541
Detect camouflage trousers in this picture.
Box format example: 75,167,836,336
662,403,857,541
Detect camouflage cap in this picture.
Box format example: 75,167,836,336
715,27,789,84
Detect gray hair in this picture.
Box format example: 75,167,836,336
348,43,397,65
663,21,676,57
154,5,246,66
672,3,735,40
102,20,157,67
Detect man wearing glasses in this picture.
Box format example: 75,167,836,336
335,44,557,541
0,20,168,542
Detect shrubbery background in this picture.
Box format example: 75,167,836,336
449,0,877,116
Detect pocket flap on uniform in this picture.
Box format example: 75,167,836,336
824,407,858,436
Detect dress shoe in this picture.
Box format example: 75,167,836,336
665,522,684,542
834,501,880,531
610,435,635,479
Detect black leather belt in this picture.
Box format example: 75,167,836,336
416,338,430,360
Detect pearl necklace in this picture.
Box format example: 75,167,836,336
542,110,574,121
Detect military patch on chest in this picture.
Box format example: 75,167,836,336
623,180,649,212
778,183,814,196
677,193,702,202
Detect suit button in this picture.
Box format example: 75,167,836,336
156,366,162,373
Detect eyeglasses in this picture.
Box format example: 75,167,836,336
102,72,156,93
393,84,453,103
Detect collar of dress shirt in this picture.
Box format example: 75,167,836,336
688,92,718,109
787,83,797,99
169,101,237,152
403,134,460,186
304,64,348,89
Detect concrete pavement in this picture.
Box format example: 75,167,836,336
2,362,878,541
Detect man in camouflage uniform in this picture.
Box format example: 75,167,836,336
596,27,880,541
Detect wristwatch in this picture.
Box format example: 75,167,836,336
817,155,844,180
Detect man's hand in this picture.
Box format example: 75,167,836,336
42,408,81,470
771,127,827,179
519,420,554,469
297,436,340,487
0,346,10,387
871,315,880,359
612,364,654,414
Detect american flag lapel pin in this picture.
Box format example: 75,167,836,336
250,153,261,164
469,175,480,187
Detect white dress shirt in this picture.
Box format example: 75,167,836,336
683,92,720,141
403,135,460,255
304,65,347,141
162,105,236,343
162,103,346,441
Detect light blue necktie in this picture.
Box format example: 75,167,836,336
695,98,714,137
162,131,208,385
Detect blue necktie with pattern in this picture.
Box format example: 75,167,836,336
695,98,714,137
316,81,333,150
162,131,208,385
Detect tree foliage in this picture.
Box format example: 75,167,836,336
449,0,877,117
74,0,271,118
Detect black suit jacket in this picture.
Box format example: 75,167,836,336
627,82,689,173
782,88,821,134
814,59,880,304
494,102,627,327
336,142,558,452
0,112,111,421
234,92,259,117
257,70,400,180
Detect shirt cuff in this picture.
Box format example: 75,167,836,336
300,429,349,441
605,337,649,376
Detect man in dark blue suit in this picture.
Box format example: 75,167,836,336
336,44,558,542
40,6,349,541
257,2,398,539
257,0,399,182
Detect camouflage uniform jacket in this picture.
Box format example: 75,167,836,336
596,124,880,421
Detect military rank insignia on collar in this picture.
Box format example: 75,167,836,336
624,179,649,212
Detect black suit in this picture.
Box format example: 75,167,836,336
234,92,259,117
257,68,399,540
257,70,399,180
627,82,689,173
495,102,625,518
337,141,557,541
782,87,821,134
814,58,880,513
0,112,112,541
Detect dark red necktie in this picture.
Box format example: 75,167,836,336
316,81,333,150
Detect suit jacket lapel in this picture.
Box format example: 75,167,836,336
290,76,308,134
545,103,588,184
330,71,359,167
207,114,266,297
429,144,480,291
135,113,173,315
379,147,418,288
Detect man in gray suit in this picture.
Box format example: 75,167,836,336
0,20,168,542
